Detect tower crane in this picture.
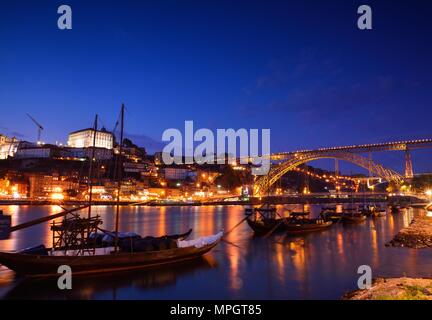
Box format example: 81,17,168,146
26,113,44,144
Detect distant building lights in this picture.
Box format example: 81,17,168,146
51,193,64,200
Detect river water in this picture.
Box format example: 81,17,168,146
0,204,430,300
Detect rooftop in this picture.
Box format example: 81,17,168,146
68,127,112,135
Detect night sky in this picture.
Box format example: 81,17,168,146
1,0,431,173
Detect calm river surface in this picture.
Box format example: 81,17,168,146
0,204,431,299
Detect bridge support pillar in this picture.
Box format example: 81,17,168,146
368,151,372,177
404,149,414,179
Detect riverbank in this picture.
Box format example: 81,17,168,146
343,277,432,300
387,212,432,248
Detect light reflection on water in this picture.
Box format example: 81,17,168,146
0,204,430,300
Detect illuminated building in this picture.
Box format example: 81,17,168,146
68,127,113,150
0,178,28,198
0,134,19,159
28,173,79,199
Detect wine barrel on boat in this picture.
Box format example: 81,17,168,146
92,228,193,251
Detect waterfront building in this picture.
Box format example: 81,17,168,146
148,187,182,198
0,177,28,198
0,134,19,159
68,127,114,149
27,173,79,200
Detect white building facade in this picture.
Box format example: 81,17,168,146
0,134,19,159
68,128,114,149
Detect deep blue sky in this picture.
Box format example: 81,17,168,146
0,0,431,173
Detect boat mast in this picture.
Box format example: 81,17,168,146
87,114,98,219
114,104,125,252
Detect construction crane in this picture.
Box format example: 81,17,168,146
26,113,44,144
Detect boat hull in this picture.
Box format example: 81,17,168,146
0,241,219,277
342,215,367,224
247,218,332,235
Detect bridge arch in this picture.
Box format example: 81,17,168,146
253,150,404,196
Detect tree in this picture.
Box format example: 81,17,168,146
214,166,243,190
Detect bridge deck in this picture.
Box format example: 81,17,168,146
273,138,432,157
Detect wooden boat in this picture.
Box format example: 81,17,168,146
322,213,344,223
358,205,374,216
341,212,367,224
320,207,344,222
245,205,277,216
371,208,387,217
283,217,332,234
246,218,286,234
389,205,400,213
246,217,332,235
247,210,332,235
0,232,223,277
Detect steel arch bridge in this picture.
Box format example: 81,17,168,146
253,150,405,196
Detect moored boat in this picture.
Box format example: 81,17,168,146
389,205,400,213
0,232,223,277
359,204,374,216
321,207,344,223
371,207,387,217
341,212,367,224
246,209,332,235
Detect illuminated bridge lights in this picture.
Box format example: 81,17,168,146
271,138,432,157
293,167,359,184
